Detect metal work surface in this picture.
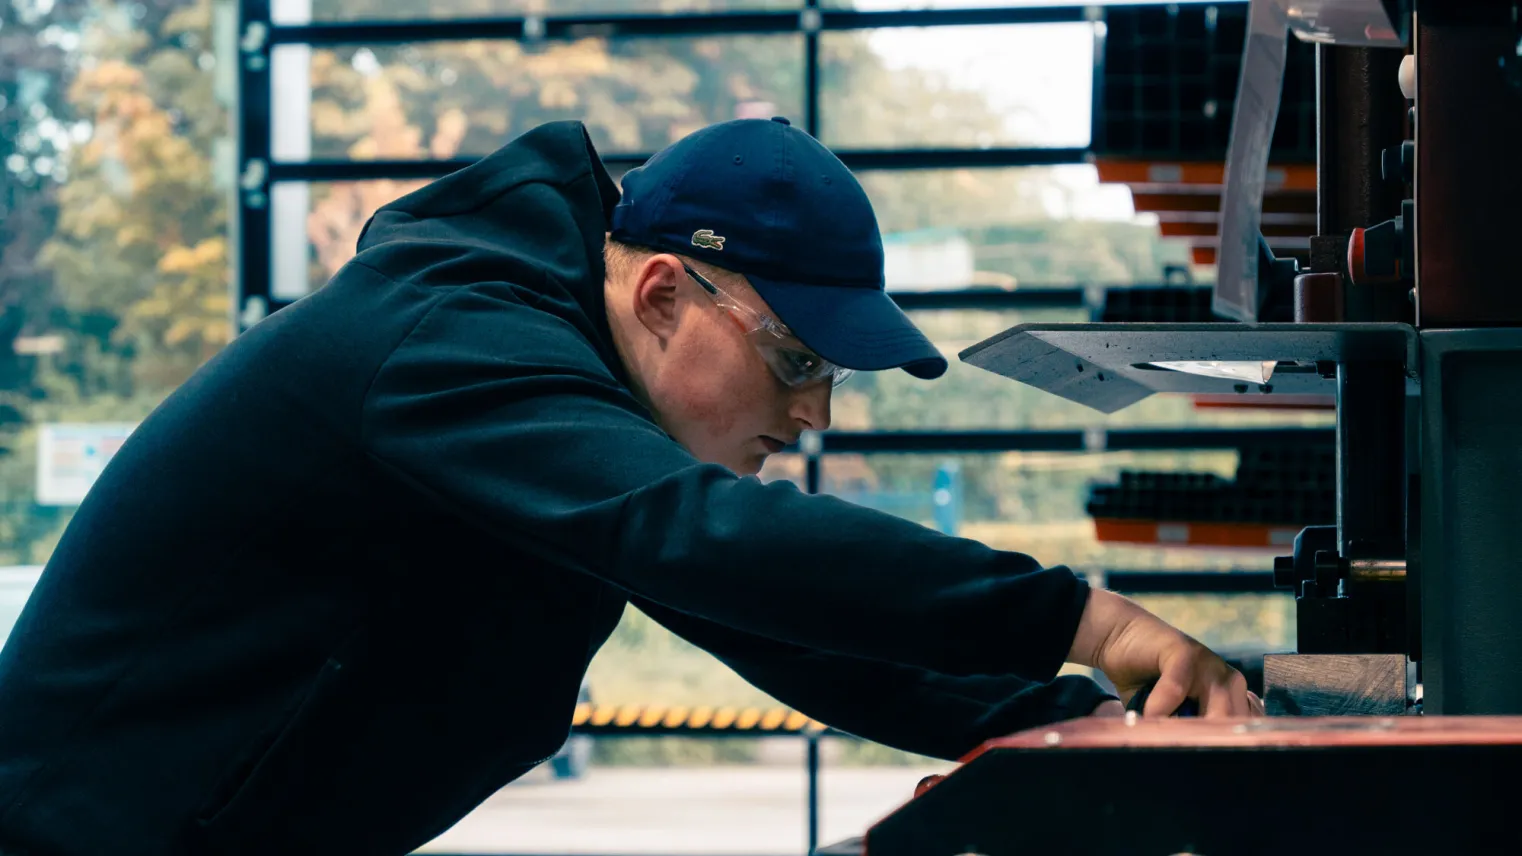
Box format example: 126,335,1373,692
958,322,1416,412
864,716,1522,856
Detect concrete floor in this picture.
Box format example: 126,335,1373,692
417,764,950,856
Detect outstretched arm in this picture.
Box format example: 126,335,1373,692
634,599,1117,761
362,279,1257,715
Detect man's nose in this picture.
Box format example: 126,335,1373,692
788,380,833,432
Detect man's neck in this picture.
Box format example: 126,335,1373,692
603,280,655,413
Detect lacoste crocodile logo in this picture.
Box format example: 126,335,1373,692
691,229,726,251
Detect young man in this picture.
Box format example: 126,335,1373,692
0,117,1257,856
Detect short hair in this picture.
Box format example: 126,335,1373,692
603,237,658,283
603,236,751,296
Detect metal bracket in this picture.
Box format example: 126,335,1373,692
238,158,268,209
239,295,268,331
240,22,268,70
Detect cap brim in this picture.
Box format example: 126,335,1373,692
746,275,949,380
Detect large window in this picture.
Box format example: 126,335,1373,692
283,35,806,163
818,23,1095,149
1,0,230,566
6,2,1301,853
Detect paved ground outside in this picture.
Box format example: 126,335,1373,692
417,763,951,856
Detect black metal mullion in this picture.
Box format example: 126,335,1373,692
798,427,1334,455
1089,6,1108,153
1103,570,1279,596
268,158,480,182
266,146,1089,183
838,146,1088,170
268,6,1093,47
235,0,273,335
1106,427,1334,451
888,287,1085,311
818,6,1089,30
253,284,1121,319
804,0,821,140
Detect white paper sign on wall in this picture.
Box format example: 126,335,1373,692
35,423,138,506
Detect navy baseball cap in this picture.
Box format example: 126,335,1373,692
609,117,948,380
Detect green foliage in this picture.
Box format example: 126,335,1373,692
591,737,758,767
40,0,231,394
829,737,938,768
0,389,159,564
586,606,778,709
3,0,228,558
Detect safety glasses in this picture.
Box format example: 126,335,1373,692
683,263,855,389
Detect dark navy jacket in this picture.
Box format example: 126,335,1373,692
0,121,1112,856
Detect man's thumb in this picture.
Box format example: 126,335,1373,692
1091,699,1126,717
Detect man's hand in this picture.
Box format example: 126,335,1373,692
1089,697,1126,715
1089,699,1125,717
1068,588,1263,717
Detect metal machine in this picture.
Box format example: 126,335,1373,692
841,1,1522,852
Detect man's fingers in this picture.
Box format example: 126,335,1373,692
1111,638,1260,719
1201,665,1253,717
1142,671,1190,716
1229,669,1252,716
1202,679,1238,718
1205,676,1237,717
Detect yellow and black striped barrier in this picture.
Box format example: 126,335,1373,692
570,703,832,736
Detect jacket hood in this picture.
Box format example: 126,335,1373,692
350,120,625,368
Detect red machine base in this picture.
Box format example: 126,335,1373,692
862,715,1522,856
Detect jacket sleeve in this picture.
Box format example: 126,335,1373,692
360,283,1091,681
633,598,1118,761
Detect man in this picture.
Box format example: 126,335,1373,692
0,117,1257,856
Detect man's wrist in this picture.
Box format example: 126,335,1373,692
1066,587,1147,670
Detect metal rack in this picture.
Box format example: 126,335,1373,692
1095,3,1316,162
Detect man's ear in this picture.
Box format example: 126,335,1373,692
629,254,686,342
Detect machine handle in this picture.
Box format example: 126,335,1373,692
1126,680,1200,717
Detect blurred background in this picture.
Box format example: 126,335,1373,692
0,0,1325,852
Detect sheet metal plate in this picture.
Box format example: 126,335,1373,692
958,322,1416,413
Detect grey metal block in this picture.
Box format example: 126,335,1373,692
1262,653,1412,716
